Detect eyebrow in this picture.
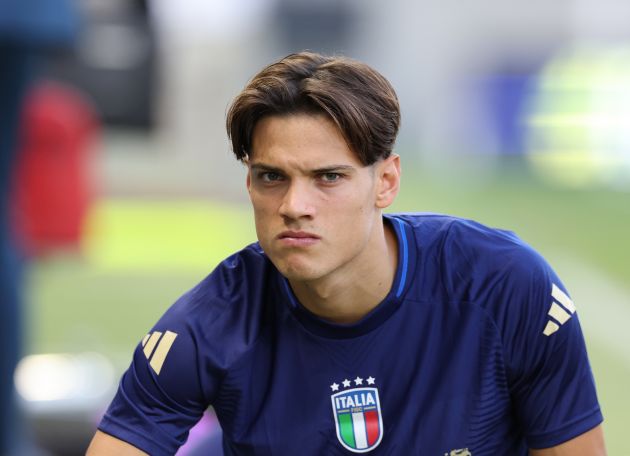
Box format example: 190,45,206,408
249,163,357,174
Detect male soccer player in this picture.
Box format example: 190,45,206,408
87,52,605,455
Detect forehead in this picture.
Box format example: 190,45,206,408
249,114,362,169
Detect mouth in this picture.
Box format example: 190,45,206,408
277,230,321,247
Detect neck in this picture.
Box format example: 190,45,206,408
289,220,398,324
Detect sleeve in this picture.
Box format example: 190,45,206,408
496,247,603,449
97,292,218,456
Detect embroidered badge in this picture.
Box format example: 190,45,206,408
330,376,383,453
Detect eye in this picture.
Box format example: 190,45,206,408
259,171,284,182
320,172,342,183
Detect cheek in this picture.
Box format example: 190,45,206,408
250,197,272,232
338,186,377,235
342,176,375,206
323,196,373,242
250,195,286,247
252,206,273,234
333,185,374,217
250,192,277,216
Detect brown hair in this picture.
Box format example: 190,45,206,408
226,51,400,166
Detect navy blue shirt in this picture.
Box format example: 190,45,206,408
99,214,602,455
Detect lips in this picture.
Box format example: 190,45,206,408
277,230,321,247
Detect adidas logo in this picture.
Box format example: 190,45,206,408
542,284,576,336
141,330,178,374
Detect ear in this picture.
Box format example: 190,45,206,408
375,154,400,209
245,159,252,194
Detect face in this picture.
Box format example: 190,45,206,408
247,113,399,284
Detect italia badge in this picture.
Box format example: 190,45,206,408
330,376,383,453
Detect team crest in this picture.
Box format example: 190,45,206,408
330,377,383,453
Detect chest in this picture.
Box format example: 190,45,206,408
213,301,525,455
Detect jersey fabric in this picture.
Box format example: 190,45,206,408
98,213,603,455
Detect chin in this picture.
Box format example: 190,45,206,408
274,258,326,282
278,265,319,282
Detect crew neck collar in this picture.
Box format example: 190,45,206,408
276,214,416,339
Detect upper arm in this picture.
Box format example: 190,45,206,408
496,249,604,448
96,304,218,455
529,424,607,456
445,226,605,448
86,430,148,456
442,221,604,449
94,252,267,454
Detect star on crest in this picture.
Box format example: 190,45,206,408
330,382,340,392
342,378,351,388
354,376,363,386
367,376,375,385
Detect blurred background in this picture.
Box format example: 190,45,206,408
2,0,629,454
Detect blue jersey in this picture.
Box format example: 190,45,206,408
99,214,602,455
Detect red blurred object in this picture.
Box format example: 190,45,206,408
12,80,99,256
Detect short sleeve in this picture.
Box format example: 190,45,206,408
497,248,603,449
96,245,270,454
97,294,215,455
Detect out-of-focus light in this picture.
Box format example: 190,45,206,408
15,353,117,454
525,47,630,189
15,353,114,408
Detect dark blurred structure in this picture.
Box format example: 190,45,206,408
44,0,159,130
0,0,78,453
0,43,31,456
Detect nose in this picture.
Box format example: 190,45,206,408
278,180,315,220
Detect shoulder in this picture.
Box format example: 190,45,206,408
391,212,564,343
394,212,529,254
98,243,276,453
445,216,548,295
390,215,602,448
400,215,576,359
392,212,525,254
171,242,270,318
138,242,275,400
394,213,549,301
160,241,273,353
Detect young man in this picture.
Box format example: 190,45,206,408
87,52,605,455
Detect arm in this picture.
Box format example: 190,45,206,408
86,430,148,456
93,286,221,454
488,251,604,450
530,424,606,456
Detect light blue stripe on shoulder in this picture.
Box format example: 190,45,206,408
393,218,409,298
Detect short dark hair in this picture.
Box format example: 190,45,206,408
226,51,400,166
